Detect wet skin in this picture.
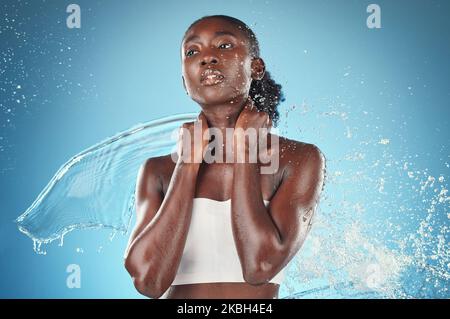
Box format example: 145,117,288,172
124,17,326,299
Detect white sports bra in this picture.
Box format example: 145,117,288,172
171,197,286,286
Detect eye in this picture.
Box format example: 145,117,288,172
185,49,198,57
218,43,233,49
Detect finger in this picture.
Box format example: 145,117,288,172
248,98,256,111
182,121,194,129
243,96,253,110
197,111,208,126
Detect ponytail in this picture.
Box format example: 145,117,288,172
249,70,285,128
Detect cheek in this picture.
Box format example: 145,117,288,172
237,59,253,93
241,58,253,81
182,63,198,88
228,55,252,85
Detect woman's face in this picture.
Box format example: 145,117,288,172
181,18,259,106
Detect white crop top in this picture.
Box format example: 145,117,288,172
170,197,285,286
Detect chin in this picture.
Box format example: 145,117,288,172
192,87,246,106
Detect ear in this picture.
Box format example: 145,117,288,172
251,58,266,81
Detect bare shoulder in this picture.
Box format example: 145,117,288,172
270,135,326,207
141,153,177,178
144,153,179,191
272,133,326,176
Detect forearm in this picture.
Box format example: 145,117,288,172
231,162,283,283
125,162,200,297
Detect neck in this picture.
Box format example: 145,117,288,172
199,96,250,130
198,96,251,161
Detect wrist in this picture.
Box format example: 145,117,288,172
176,160,201,173
234,138,259,162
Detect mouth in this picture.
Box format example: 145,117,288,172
200,68,225,86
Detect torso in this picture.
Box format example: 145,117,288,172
156,134,308,298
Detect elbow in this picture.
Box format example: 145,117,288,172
132,276,165,299
124,257,166,299
243,270,271,286
243,261,275,286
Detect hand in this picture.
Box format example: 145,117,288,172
177,111,210,165
233,98,272,160
234,98,272,132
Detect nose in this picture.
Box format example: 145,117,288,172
200,50,219,66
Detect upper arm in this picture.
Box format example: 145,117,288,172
268,144,326,263
124,157,164,257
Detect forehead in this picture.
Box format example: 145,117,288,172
183,18,249,46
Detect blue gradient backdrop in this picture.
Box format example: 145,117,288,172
0,0,449,298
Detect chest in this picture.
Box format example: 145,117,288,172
194,163,280,201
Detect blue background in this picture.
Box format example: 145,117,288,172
0,0,449,298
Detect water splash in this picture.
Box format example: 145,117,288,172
279,97,449,298
14,106,449,298
15,112,197,255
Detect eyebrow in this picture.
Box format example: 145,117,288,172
184,30,237,46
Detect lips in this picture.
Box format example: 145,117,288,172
200,68,225,86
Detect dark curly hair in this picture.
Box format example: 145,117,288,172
183,15,285,128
